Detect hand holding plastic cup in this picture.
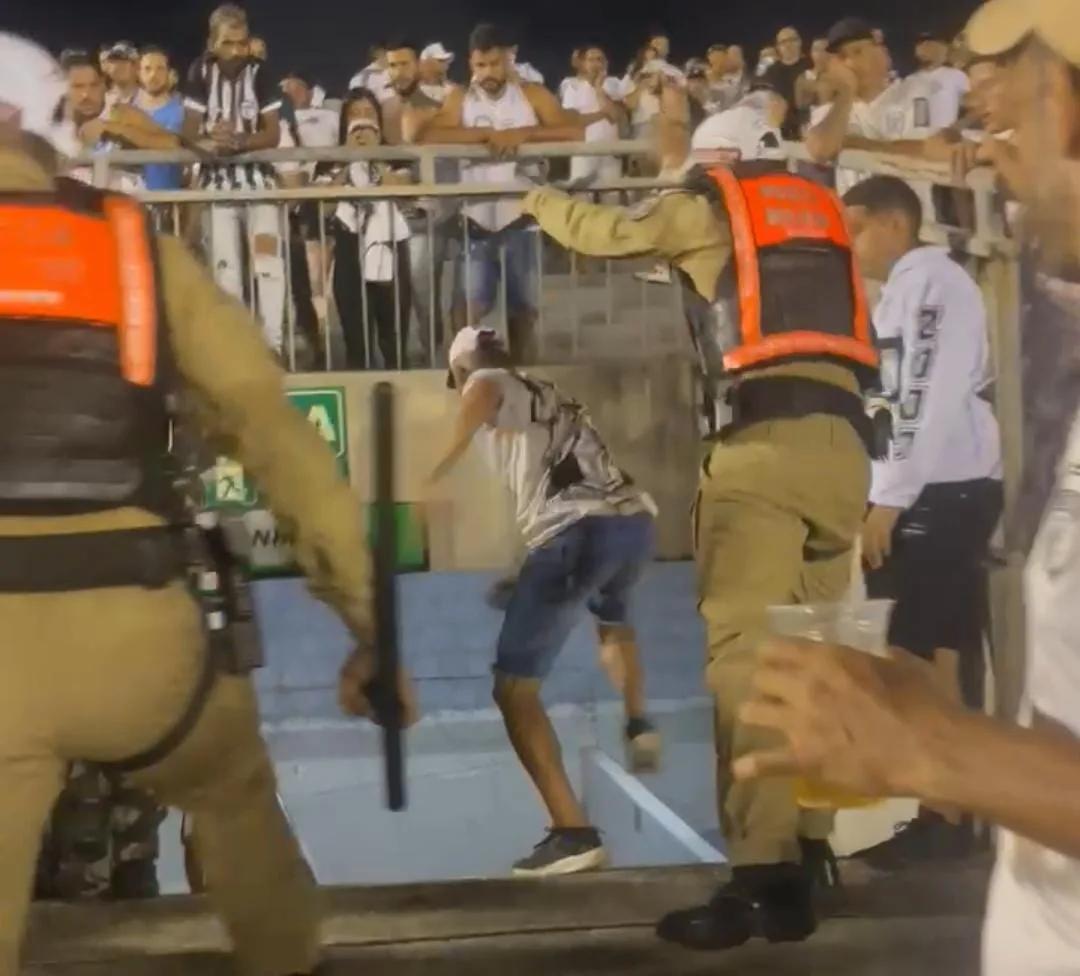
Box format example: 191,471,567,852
763,599,895,810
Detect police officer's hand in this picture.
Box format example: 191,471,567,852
338,650,420,727
861,504,903,570
733,637,952,799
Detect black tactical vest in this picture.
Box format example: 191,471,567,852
0,178,176,518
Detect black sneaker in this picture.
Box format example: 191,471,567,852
624,717,662,774
850,815,974,872
655,860,816,950
512,827,608,878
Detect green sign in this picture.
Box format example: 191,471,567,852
203,386,349,511
367,503,428,573
201,386,351,578
287,388,349,480
199,386,428,577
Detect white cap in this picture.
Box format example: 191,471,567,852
690,95,784,164
448,325,499,367
421,42,454,63
0,33,79,157
638,58,685,82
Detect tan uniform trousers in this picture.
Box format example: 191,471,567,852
0,581,320,976
695,413,870,867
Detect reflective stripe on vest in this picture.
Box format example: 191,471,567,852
706,165,877,374
0,195,158,387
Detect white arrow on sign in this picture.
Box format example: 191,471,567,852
307,405,336,445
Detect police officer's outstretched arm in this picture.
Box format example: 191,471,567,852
521,82,729,294
157,236,417,725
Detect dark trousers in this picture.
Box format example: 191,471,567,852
866,478,1004,711
332,228,412,370
288,215,322,369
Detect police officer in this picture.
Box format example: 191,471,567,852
521,86,878,949
0,34,416,976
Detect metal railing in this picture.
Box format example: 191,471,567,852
71,140,1010,374
72,137,1025,719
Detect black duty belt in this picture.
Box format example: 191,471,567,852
0,527,186,593
722,375,876,457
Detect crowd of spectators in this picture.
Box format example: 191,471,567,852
50,8,1007,371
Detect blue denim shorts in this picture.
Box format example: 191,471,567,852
456,226,540,318
494,512,655,680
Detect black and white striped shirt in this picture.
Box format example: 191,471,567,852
183,55,281,190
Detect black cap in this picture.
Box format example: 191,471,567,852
915,31,950,44
282,67,316,87
750,71,783,97
826,17,877,53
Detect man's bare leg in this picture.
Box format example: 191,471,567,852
493,674,587,828
493,674,607,877
597,624,661,772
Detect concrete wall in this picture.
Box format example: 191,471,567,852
286,359,700,569
253,562,705,722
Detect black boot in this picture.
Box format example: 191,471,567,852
655,860,816,950
108,859,160,899
850,811,974,872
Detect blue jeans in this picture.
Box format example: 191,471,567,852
457,225,539,318
494,512,655,680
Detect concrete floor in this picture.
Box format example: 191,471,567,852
25,862,990,976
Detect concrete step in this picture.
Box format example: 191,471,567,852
26,862,989,975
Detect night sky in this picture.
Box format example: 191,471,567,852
5,0,980,92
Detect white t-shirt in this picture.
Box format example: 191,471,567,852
333,163,411,282
560,76,621,142
984,380,1080,975
620,61,685,134
465,368,656,549
561,76,623,182
279,105,338,180
870,246,1001,508
810,75,952,206
913,65,970,128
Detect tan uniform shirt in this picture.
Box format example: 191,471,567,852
0,149,374,645
521,184,860,394
522,185,731,300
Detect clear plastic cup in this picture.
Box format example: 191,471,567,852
764,600,895,810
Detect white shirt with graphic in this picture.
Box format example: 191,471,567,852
465,368,656,549
870,246,1001,509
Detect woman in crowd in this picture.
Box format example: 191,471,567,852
326,88,413,370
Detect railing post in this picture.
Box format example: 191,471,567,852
981,244,1026,723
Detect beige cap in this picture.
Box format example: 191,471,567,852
966,0,1080,65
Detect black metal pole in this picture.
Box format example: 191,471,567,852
371,381,406,811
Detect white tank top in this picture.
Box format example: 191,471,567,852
461,83,539,232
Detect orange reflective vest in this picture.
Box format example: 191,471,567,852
701,163,878,382
0,179,173,517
